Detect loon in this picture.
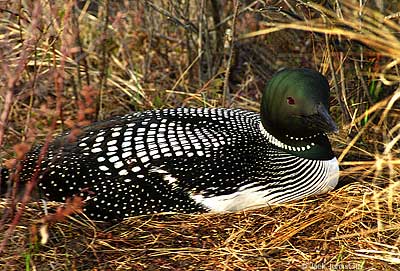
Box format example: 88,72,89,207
1,68,339,221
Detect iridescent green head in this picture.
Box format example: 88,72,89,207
261,68,337,137
260,68,338,160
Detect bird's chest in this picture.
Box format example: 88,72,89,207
190,184,273,212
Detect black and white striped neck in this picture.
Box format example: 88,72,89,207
259,122,334,161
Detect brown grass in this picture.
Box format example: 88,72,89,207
0,0,399,270
1,182,400,270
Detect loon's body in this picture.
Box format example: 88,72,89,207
5,68,339,221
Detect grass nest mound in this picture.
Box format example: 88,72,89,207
1,180,400,270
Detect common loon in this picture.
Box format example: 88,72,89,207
1,68,339,221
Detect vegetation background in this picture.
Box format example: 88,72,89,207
0,0,399,270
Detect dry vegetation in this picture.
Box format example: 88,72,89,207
0,0,399,270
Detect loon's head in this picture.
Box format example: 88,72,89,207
261,68,338,160
261,68,337,137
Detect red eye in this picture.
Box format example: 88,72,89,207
287,97,295,105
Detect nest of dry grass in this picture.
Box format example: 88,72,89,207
1,181,400,270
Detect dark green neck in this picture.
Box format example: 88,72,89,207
260,121,335,160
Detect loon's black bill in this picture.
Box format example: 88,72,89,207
316,104,338,133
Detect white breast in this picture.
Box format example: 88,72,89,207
318,157,339,193
190,157,339,212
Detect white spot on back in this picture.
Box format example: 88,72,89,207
108,146,118,152
137,151,147,158
122,151,132,158
114,161,124,169
109,156,120,163
149,150,158,156
163,174,178,189
141,156,150,163
124,131,133,136
122,141,131,148
107,140,118,146
91,147,102,153
135,144,145,151
97,157,106,162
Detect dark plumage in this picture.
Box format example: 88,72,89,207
2,68,339,221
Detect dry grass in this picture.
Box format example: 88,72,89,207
0,0,399,270
1,181,400,270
